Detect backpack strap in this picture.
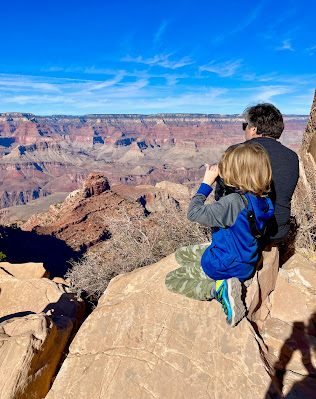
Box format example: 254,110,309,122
238,193,267,239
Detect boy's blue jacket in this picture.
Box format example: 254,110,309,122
187,183,274,281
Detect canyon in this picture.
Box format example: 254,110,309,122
0,91,315,398
0,112,308,215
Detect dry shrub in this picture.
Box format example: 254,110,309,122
290,158,316,257
151,205,211,257
66,203,211,299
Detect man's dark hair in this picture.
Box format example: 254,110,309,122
244,103,284,139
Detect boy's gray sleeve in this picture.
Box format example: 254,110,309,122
187,193,246,228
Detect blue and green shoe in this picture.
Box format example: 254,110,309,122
212,278,246,327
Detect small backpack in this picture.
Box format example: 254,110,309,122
239,193,267,239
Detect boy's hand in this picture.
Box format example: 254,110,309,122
203,164,219,186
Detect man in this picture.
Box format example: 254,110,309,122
242,103,299,241
216,103,299,243
215,103,299,327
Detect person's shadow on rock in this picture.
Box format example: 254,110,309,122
0,293,86,324
266,314,316,398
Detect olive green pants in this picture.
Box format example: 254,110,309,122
165,244,215,301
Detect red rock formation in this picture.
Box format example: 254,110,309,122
82,173,110,198
22,174,174,252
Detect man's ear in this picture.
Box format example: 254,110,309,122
250,126,258,137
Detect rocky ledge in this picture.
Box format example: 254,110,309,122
0,262,85,399
45,253,315,399
0,252,315,399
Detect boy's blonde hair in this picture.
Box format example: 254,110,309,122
219,143,272,196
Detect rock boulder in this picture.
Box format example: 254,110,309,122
0,271,85,399
0,261,48,279
0,313,73,399
0,274,84,322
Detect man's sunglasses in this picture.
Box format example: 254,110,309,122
242,122,248,131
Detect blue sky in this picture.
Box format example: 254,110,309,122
0,0,315,115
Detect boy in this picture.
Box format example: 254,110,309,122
165,143,274,327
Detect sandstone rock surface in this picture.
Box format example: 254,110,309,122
112,183,181,212
282,253,316,292
257,256,316,398
45,251,315,399
0,261,48,279
0,274,85,321
0,268,85,399
46,255,272,399
155,180,199,205
0,313,73,399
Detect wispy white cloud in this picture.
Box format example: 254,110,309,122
82,66,188,81
83,73,126,92
154,20,169,45
0,71,313,115
4,94,76,105
289,90,315,111
241,73,277,82
41,65,189,87
213,2,264,43
44,66,65,72
262,8,297,40
121,54,194,69
241,72,316,85
0,74,61,92
276,39,294,51
248,85,294,102
0,72,230,114
306,44,316,55
200,60,242,77
83,66,121,75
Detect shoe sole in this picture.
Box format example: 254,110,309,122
226,278,246,327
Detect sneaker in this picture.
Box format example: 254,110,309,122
213,278,246,327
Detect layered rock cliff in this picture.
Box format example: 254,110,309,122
0,112,308,209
